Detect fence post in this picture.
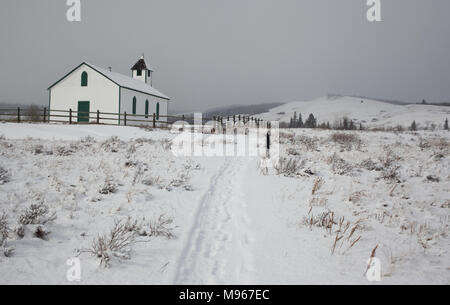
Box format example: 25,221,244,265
96,110,100,124
17,107,20,123
233,115,236,125
69,108,72,124
43,107,47,123
124,112,127,126
153,113,156,128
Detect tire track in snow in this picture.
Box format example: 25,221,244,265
173,157,255,284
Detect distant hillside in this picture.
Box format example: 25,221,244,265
327,94,411,105
255,95,450,129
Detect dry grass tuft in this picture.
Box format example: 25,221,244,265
312,177,324,195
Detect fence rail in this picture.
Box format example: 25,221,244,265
0,107,271,130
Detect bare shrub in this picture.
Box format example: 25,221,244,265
80,136,96,143
359,158,382,171
34,144,44,154
127,143,137,155
81,219,137,267
378,148,401,182
148,215,176,239
378,148,401,168
274,157,305,176
0,213,10,246
33,144,52,155
425,137,450,155
426,175,440,183
99,179,117,194
303,211,335,233
327,153,353,175
303,209,362,255
418,137,430,151
168,174,192,191
101,136,125,152
0,166,10,185
381,166,400,181
15,225,25,239
295,135,318,151
18,203,56,225
280,132,295,144
142,175,161,186
54,145,74,156
312,177,324,195
79,215,175,267
286,147,300,156
132,163,144,186
34,226,50,240
1,213,14,257
329,132,362,150
159,139,172,151
2,246,14,257
349,191,366,203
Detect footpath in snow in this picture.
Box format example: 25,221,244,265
174,157,255,284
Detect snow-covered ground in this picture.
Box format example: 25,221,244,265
0,123,449,284
257,96,450,129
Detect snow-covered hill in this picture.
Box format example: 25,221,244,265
257,96,450,129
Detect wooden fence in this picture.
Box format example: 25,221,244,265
0,107,271,130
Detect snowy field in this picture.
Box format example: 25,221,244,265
258,95,450,129
0,123,449,284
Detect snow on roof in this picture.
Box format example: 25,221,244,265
88,63,169,100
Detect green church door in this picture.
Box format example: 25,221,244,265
78,101,90,123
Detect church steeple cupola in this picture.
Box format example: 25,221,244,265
131,54,154,85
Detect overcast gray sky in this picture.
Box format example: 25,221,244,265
1,0,449,111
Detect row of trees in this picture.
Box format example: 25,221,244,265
287,112,360,130
288,112,317,128
286,111,449,131
410,118,449,131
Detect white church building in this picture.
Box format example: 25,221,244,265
48,56,170,125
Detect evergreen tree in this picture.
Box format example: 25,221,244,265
297,113,303,128
410,120,417,131
342,117,349,130
445,118,449,131
349,120,355,130
305,113,317,128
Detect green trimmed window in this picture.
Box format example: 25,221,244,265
156,102,160,120
81,71,88,87
137,70,142,76
145,100,149,118
132,97,137,115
